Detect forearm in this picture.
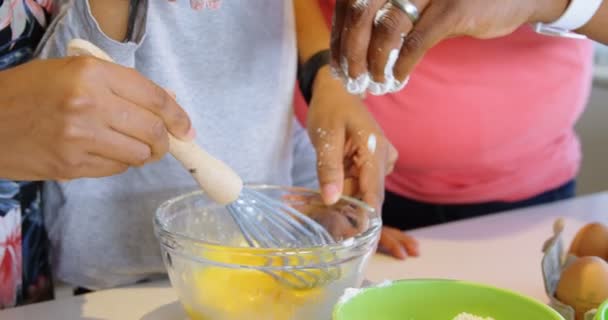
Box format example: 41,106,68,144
532,0,608,44
89,0,131,41
0,70,16,178
36,0,145,67
0,66,36,180
294,0,331,63
294,0,352,97
577,0,608,44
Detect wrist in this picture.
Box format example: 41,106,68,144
529,0,570,23
312,66,364,104
298,49,332,105
312,66,342,94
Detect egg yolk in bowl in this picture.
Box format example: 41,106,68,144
181,249,334,320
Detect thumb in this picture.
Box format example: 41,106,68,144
393,4,450,82
313,125,346,205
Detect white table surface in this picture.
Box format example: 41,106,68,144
3,192,608,320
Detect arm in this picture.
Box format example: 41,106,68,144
294,0,332,63
532,0,608,44
295,0,382,207
330,0,608,97
88,0,131,41
294,0,419,260
576,0,608,44
36,0,144,67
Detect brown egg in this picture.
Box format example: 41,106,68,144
556,256,608,320
568,222,608,260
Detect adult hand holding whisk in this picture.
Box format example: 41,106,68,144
67,38,342,289
331,0,608,95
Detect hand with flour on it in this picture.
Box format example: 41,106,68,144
331,0,608,96
292,0,418,259
306,66,418,260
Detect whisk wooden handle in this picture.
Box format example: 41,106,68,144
168,136,242,204
66,39,243,205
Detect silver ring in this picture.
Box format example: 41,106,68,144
389,0,420,23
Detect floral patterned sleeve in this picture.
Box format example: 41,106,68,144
0,181,53,308
1,0,55,309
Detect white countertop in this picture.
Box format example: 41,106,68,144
3,192,608,320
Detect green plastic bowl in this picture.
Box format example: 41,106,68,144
333,279,565,320
596,299,608,320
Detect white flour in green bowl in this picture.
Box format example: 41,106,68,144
453,313,495,320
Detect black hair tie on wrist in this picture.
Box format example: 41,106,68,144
297,49,331,106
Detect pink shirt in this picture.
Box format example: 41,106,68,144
295,1,594,204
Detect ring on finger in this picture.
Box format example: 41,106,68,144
389,0,420,23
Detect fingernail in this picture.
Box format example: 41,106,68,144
322,183,341,204
384,49,399,78
330,64,344,79
368,81,390,96
186,127,197,140
365,48,402,96
346,73,370,95
374,5,390,26
390,76,410,93
340,56,349,76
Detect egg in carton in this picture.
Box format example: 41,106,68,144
542,218,600,320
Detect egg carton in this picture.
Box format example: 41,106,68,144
542,218,598,320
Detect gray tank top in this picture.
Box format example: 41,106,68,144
37,0,317,289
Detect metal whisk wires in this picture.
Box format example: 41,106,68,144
227,188,341,289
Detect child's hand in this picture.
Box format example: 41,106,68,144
307,66,397,212
305,65,422,260
379,226,419,260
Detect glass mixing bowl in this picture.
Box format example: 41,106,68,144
154,185,382,320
